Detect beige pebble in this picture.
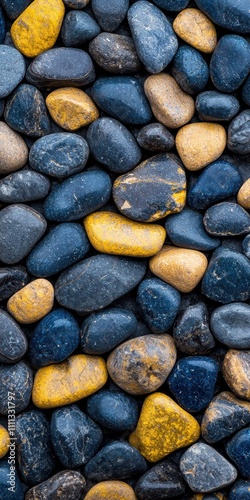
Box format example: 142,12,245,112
0,122,28,174
237,178,250,210
173,8,217,53
222,350,250,400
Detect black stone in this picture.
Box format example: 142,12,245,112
92,0,129,32
0,45,25,98
86,389,138,432
61,11,100,47
195,0,250,34
0,310,27,364
89,33,141,74
203,202,250,236
0,170,50,203
136,123,174,152
172,45,209,94
196,91,240,122
173,303,215,355
151,0,189,10
211,303,250,349
135,459,186,500
25,471,86,500
0,361,33,415
0,266,29,301
228,110,250,154
0,0,31,19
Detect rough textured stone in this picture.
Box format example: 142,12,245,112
136,123,174,151
228,110,250,155
25,471,86,500
0,266,29,301
0,121,28,174
173,8,217,53
211,303,250,349
196,91,240,121
92,0,129,32
7,279,54,324
172,45,209,94
0,170,50,203
0,310,27,363
46,88,99,131
84,481,137,500
89,33,141,74
135,459,186,500
0,45,25,98
229,479,250,499
0,361,33,415
61,11,100,46
223,350,250,401
87,389,138,432
173,302,215,355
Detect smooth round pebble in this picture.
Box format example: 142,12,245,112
46,88,99,131
172,45,209,94
25,471,86,500
173,302,215,355
211,303,250,349
0,121,28,174
173,8,217,53
7,278,54,324
226,427,250,478
61,11,100,46
196,91,240,121
229,480,250,500
87,389,138,432
0,170,50,203
228,110,250,155
135,459,186,500
136,123,174,151
195,0,250,33
89,33,141,74
0,45,25,98
92,0,129,32
223,350,250,400
0,266,29,301
203,202,250,236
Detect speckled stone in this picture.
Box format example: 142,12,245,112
0,310,27,364
7,279,54,324
0,266,29,301
135,459,186,500
92,0,129,32
172,45,209,94
0,0,31,19
204,202,250,236
84,481,137,500
243,234,250,259
173,302,215,355
0,170,50,204
0,459,24,500
228,110,250,155
223,350,250,400
195,0,250,33
87,389,138,432
0,361,32,415
225,427,250,478
173,8,217,53
0,121,28,175
196,91,240,121
25,471,86,500
61,11,100,46
89,33,141,74
211,303,250,349
229,480,250,499
242,76,250,106
238,179,250,210
0,45,25,98
136,123,174,152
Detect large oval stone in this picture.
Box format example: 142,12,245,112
25,471,86,500
0,170,50,203
0,45,25,98
7,279,54,324
195,0,250,34
0,310,27,364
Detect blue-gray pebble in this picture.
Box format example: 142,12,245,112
0,459,24,500
195,0,250,33
229,480,250,500
0,45,25,98
0,170,50,203
152,0,189,10
243,234,250,259
136,123,174,151
0,361,32,415
92,0,129,32
196,91,240,121
0,0,31,19
61,11,100,47
172,45,209,94
211,303,250,349
173,302,215,355
228,110,250,154
0,7,5,43
203,202,250,236
87,389,138,432
135,459,186,500
226,428,250,478
0,310,27,364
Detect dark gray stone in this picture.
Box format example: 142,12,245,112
135,459,186,499
228,110,250,154
0,361,33,415
173,303,215,355
211,303,250,349
61,11,101,46
0,45,25,98
89,33,141,74
136,123,174,152
203,202,250,236
0,266,29,300
0,170,50,203
25,471,86,500
195,0,250,33
0,310,27,363
92,0,129,32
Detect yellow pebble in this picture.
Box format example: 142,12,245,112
7,279,54,324
32,354,108,409
150,245,208,293
144,74,195,129
176,123,227,171
11,0,65,58
192,495,225,500
237,178,250,210
129,392,200,462
0,426,10,459
46,87,99,131
84,481,137,500
84,211,166,258
173,8,217,53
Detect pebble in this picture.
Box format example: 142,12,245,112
223,350,250,400
46,88,99,131
242,75,250,106
25,471,86,500
92,0,129,32
0,361,33,415
0,426,9,459
55,254,146,313
0,0,31,19
135,459,186,500
7,278,54,324
43,170,111,222
0,170,50,203
107,334,177,395
129,392,200,462
32,354,108,409
63,0,89,7
228,110,250,155
0,121,28,174
172,45,209,94
81,307,137,355
203,202,250,236
152,0,189,10
84,481,137,500
87,389,138,432
86,117,142,173
195,0,250,34
229,480,250,499
29,309,80,367
150,245,208,293
136,123,174,151
226,427,250,478
173,302,215,355
51,405,103,467
196,91,240,121
0,45,25,98
180,442,237,493
243,234,250,259
173,8,217,53
113,153,186,222
211,303,250,349
61,11,101,46
144,73,195,128
89,33,141,74
0,459,24,500
128,1,178,74
238,179,250,210
0,266,29,301
136,278,181,333
176,123,227,171
0,310,27,363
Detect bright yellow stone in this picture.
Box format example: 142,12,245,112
7,279,54,324
176,123,227,171
173,8,217,53
46,87,99,131
84,481,137,500
32,354,108,409
11,0,65,58
0,426,10,459
84,211,166,257
237,178,250,210
150,245,208,293
129,392,200,462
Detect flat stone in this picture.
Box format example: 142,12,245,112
0,266,29,301
89,33,141,74
136,123,174,151
0,45,25,98
7,279,54,324
238,178,250,210
226,427,250,478
228,110,250,155
135,459,186,499
0,170,50,204
211,303,250,349
84,481,137,500
61,11,100,46
173,8,217,53
204,202,250,236
92,0,129,32
46,88,99,131
0,459,24,500
173,302,215,355
0,0,31,19
242,75,250,106
223,350,250,400
172,45,209,94
0,310,27,363
0,361,33,415
196,91,240,121
195,0,250,34
25,471,86,500
243,234,250,259
0,121,28,174
229,480,250,499
87,389,138,432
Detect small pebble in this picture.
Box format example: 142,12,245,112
229,479,250,499
0,121,28,174
89,33,141,74
172,45,209,94
195,0,250,33
0,0,31,19
226,427,250,478
25,471,86,500
173,8,217,53
136,123,174,151
7,278,54,324
87,389,138,432
210,35,250,92
46,88,99,131
196,91,240,121
211,303,250,349
92,0,129,32
228,110,250,155
84,481,137,500
0,426,9,459
0,459,24,500
0,45,25,98
135,459,186,500
0,170,50,203
173,302,215,355
203,202,250,236
237,178,250,210
0,309,27,363
0,266,29,301
223,350,250,400
61,11,100,46
0,361,33,415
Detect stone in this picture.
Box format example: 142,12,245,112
173,302,215,355
91,76,152,125
81,307,137,355
174,8,217,53
11,0,65,58
0,122,28,174
0,170,50,204
229,480,250,499
242,75,250,106
0,310,27,364
0,266,29,301
27,223,90,277
176,123,227,171
135,459,186,500
0,459,24,500
129,392,200,462
136,123,174,151
55,254,146,313
196,91,240,121
86,118,141,173
84,212,166,258
136,278,181,333
44,170,111,222
144,74,194,128
0,0,31,19
113,153,186,222
223,350,250,400
84,481,137,500
25,471,86,500
89,33,141,74
228,110,250,155
51,405,103,467
0,361,33,415
0,45,25,98
7,278,54,324
0,426,9,459
32,354,107,409
152,0,189,10
29,309,80,367
107,334,177,395
92,0,129,32
26,48,95,90
211,303,250,349
243,234,250,259
0,204,47,264
46,88,99,131
238,179,250,209
87,389,138,432
63,0,89,6
4,84,51,137
61,11,100,46
225,427,250,478
195,0,250,33
204,202,250,236
84,441,147,481
150,246,208,293
179,442,237,493
172,45,209,94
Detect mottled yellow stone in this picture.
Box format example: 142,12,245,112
222,350,250,400
11,0,65,58
192,495,225,500
237,178,250,210
32,354,108,409
129,392,200,462
176,123,227,171
7,279,54,324
84,211,166,257
84,481,137,500
46,88,99,131
0,426,10,459
144,74,195,129
0,122,28,174
173,8,217,53
150,245,208,293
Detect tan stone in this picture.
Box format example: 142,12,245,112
84,481,137,500
222,350,250,400
173,8,217,53
237,178,250,210
0,122,28,174
7,279,54,324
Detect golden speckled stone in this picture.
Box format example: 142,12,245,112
192,494,225,500
144,74,195,129
84,481,137,500
11,0,65,58
237,178,250,210
46,87,99,131
32,354,108,409
129,392,200,462
0,426,10,459
0,122,28,174
84,211,166,257
107,334,177,395
176,123,227,171
222,350,250,400
173,8,217,53
7,279,54,324
150,245,208,293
